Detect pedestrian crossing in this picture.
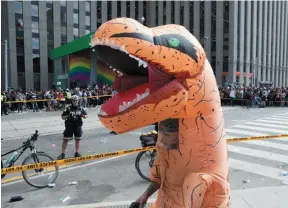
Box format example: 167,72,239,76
226,112,288,184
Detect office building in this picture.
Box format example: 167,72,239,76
1,1,287,90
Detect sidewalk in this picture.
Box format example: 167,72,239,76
1,108,102,140
1,106,241,141
42,185,288,208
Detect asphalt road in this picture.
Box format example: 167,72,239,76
1,106,288,208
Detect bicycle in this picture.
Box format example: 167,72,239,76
1,130,59,188
135,131,157,182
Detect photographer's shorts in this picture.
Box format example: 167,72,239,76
63,125,83,140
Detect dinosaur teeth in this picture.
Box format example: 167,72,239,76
118,89,150,113
98,109,108,116
91,38,148,68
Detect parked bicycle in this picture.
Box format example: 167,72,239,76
135,131,157,182
1,130,59,188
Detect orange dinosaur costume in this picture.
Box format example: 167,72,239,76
91,18,230,208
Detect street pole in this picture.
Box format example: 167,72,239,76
4,39,8,91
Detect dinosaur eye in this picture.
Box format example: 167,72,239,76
168,38,180,48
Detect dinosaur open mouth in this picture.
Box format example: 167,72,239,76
92,39,173,116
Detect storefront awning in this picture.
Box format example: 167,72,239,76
49,31,95,60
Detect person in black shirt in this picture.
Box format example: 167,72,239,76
57,95,87,159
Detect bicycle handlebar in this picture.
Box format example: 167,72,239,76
31,130,39,141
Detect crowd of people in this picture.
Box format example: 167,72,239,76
1,84,288,115
1,83,115,115
219,86,288,107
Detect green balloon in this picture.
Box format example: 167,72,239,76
169,38,180,47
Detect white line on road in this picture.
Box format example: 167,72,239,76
233,125,288,134
244,122,288,130
228,145,288,163
1,153,132,187
256,119,287,125
242,140,288,151
225,129,266,137
229,158,288,182
266,117,288,122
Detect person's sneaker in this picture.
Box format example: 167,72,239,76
57,153,65,159
74,152,81,157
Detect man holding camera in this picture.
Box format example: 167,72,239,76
57,95,87,159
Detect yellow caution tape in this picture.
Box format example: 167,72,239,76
1,146,155,175
2,134,288,175
226,134,288,142
5,95,112,104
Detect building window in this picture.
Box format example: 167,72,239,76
189,2,194,32
15,1,23,14
32,38,40,49
171,1,175,23
85,1,90,12
47,6,54,74
97,1,102,28
61,26,67,45
33,54,40,73
60,0,66,7
85,29,90,35
117,1,121,17
108,1,112,20
156,2,158,25
73,28,79,39
163,1,166,24
31,4,39,17
73,1,79,10
61,7,67,23
135,1,139,20
73,13,79,24
126,1,130,17
32,21,39,34
85,15,90,26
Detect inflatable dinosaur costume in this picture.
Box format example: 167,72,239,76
91,18,230,208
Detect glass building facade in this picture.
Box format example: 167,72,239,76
1,1,288,90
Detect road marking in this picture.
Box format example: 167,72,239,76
228,145,288,163
233,125,288,134
1,166,65,184
1,154,132,186
229,158,288,182
244,122,288,130
225,129,266,137
242,139,288,151
1,126,103,142
256,119,287,125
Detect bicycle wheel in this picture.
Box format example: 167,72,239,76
135,150,156,182
22,152,59,189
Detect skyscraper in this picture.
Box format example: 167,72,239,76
1,1,287,90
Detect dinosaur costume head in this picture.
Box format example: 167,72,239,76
92,18,230,207
91,18,209,133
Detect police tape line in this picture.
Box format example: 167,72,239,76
4,95,113,104
226,134,288,142
2,134,288,175
1,146,156,175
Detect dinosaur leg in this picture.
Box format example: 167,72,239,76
182,173,211,208
182,173,230,208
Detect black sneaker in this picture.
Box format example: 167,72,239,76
74,152,81,157
57,153,65,159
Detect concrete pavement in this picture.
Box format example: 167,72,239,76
41,185,288,208
1,107,288,208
